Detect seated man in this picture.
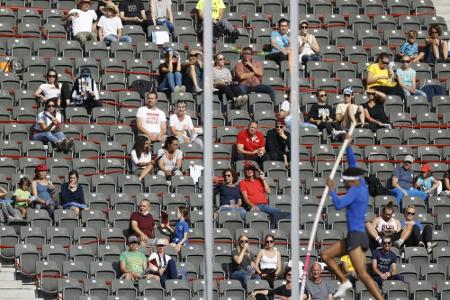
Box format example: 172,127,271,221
265,119,290,168
119,235,149,280
267,18,290,66
136,91,167,142
235,47,275,102
305,263,333,300
63,0,97,48
235,121,269,168
389,155,428,204
182,50,203,94
371,235,404,288
130,199,156,247
118,0,151,35
365,201,412,250
147,238,181,287
240,163,290,228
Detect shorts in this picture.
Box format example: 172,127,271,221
345,231,369,252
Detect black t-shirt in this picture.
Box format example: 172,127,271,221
273,284,291,297
362,101,389,124
118,0,145,18
308,103,334,121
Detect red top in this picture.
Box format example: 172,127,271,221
236,129,265,155
130,212,155,238
239,178,268,205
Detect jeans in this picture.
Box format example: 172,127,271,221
389,188,428,205
160,259,178,288
32,131,66,144
372,274,404,288
158,72,182,93
230,270,260,290
285,118,317,129
257,204,290,229
219,206,247,220
239,84,275,102
103,34,132,46
154,18,174,34
402,88,427,98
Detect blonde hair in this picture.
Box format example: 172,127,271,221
407,30,418,38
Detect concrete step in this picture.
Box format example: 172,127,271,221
0,280,25,288
0,289,35,298
0,270,15,281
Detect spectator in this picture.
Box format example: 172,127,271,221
265,119,290,168
31,165,58,218
32,98,74,151
443,170,450,196
118,0,150,35
71,68,101,114
401,205,436,253
365,201,413,250
267,18,290,65
147,238,181,287
169,100,203,149
150,0,174,33
335,87,366,130
130,199,156,246
396,56,427,97
235,121,269,168
136,91,167,142
131,136,155,181
425,24,449,64
1,185,21,222
398,30,424,63
158,48,185,93
340,255,357,284
255,234,282,289
161,205,189,254
59,170,86,216
34,68,61,105
230,234,260,289
235,47,275,102
62,0,98,48
362,89,391,132
366,52,405,100
182,49,203,94
98,2,132,46
305,262,333,300
272,267,308,299
156,136,183,177
415,163,443,197
279,97,316,129
95,0,117,18
308,89,345,140
389,155,428,204
298,20,320,67
120,235,149,280
371,235,404,288
12,177,32,219
213,53,247,108
239,163,290,228
214,168,247,220
196,0,237,41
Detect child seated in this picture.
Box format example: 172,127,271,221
399,30,425,63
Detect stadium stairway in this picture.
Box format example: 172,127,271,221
0,264,40,300
435,0,450,30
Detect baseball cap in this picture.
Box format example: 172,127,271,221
156,238,168,246
35,164,48,172
128,235,139,244
421,164,431,172
343,87,353,95
80,68,91,77
299,19,309,26
403,155,414,163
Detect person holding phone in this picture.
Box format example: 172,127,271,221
255,234,282,289
182,50,203,94
231,234,260,289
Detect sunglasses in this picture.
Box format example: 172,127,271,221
381,61,390,65
404,161,412,164
301,25,308,29
431,31,439,34
190,54,197,57
224,174,232,177
276,125,284,128
402,60,410,63
406,211,415,215
319,94,327,97
47,75,56,78
286,273,292,276
47,105,56,108
240,240,249,243
265,240,274,244
382,241,391,245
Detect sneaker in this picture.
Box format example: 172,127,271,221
66,138,74,150
418,241,425,248
393,240,403,249
177,273,183,279
195,87,203,94
174,86,181,93
180,85,186,93
333,280,352,298
235,95,244,107
427,242,437,254
58,139,68,151
331,129,338,140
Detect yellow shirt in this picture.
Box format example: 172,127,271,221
196,0,226,20
367,63,397,89
340,255,354,272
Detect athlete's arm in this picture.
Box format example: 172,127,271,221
330,186,359,210
346,145,357,168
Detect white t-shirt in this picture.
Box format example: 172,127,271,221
335,103,358,117
34,111,63,132
130,149,152,171
68,9,97,36
157,148,183,172
98,15,123,37
136,106,167,134
148,252,172,268
169,114,194,133
37,83,61,100
280,100,304,123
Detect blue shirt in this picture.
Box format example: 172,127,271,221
392,166,414,189
172,219,189,245
330,146,368,233
399,42,419,56
214,184,242,207
400,219,424,231
372,248,397,273
396,68,416,87
271,30,289,53
416,175,435,191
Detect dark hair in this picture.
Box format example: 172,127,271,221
68,170,79,180
18,177,31,189
376,52,390,63
34,168,47,180
145,91,158,100
45,98,57,109
177,205,190,223
284,266,292,278
264,234,274,242
278,18,289,27
163,136,178,150
176,100,186,106
428,24,442,36
242,46,253,54
382,201,395,213
315,88,326,96
46,68,59,88
222,168,238,184
133,135,150,159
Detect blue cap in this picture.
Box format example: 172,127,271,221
343,87,353,95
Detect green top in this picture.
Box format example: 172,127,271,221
119,250,146,274
13,189,31,208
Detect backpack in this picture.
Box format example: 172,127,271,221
365,175,387,197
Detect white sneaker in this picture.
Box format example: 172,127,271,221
174,86,181,93
180,85,186,93
331,129,338,140
333,280,352,299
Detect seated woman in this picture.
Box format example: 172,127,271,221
60,170,87,215
401,205,436,253
156,136,183,178
444,170,450,196
214,168,247,220
149,0,174,33
362,89,391,132
32,98,74,151
182,50,203,94
158,49,185,94
415,164,442,197
147,238,180,288
230,234,260,290
254,234,282,289
298,19,320,66
366,52,405,100
34,68,62,106
213,53,247,107
335,88,365,130
131,136,155,181
31,164,59,218
425,24,448,64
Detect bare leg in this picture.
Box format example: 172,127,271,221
365,222,379,240
400,225,412,241
432,44,440,60
321,240,348,283
189,65,201,91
